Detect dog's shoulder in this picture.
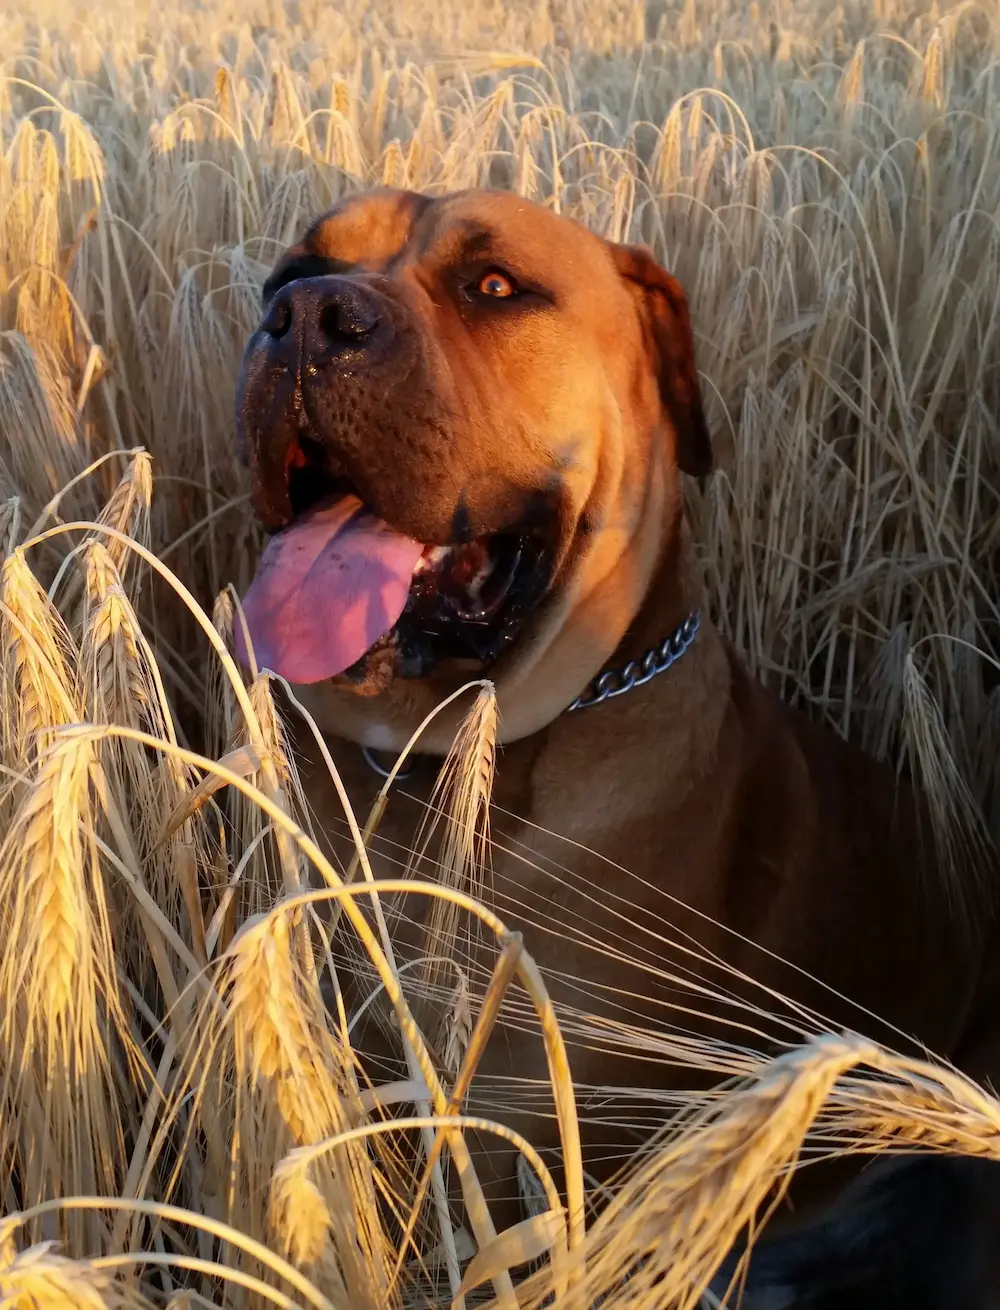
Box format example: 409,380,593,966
720,639,928,868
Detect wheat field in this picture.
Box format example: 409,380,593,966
1,0,1000,1304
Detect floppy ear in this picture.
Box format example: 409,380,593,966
611,242,713,479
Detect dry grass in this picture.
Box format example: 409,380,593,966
1,0,1000,1304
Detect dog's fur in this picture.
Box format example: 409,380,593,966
235,187,1000,1304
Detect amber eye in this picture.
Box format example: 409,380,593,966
475,269,517,298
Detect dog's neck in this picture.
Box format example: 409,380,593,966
504,511,733,849
603,511,707,677
556,510,732,797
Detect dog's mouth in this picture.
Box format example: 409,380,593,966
235,439,551,687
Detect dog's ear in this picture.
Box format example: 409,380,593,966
611,242,713,479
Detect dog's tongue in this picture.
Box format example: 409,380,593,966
235,495,424,684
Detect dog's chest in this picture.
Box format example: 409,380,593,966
296,728,718,1024
298,727,674,907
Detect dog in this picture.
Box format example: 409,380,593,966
232,187,1000,1304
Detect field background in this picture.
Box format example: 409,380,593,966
1,0,1000,1305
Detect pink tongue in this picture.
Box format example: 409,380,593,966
235,496,424,684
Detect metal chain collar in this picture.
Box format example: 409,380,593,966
362,610,702,776
566,611,701,713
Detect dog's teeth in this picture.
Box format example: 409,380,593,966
413,546,450,575
465,557,495,601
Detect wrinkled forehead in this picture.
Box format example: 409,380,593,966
267,188,618,292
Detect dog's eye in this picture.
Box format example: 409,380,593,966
474,269,518,299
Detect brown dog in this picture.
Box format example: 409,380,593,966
233,187,999,1305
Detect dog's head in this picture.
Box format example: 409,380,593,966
235,188,711,749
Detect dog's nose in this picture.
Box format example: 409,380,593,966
260,276,383,355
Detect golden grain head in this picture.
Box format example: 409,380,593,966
224,908,351,1146
8,736,94,1028
1,549,79,762
83,542,148,715
0,1220,15,1270
267,1149,335,1268
410,682,499,1000
0,1242,112,1309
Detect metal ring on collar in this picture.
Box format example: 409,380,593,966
361,745,416,781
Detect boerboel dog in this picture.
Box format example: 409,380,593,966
232,187,1000,1305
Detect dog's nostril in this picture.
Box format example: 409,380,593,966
318,297,379,343
262,298,292,340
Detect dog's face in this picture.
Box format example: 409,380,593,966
235,188,710,749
